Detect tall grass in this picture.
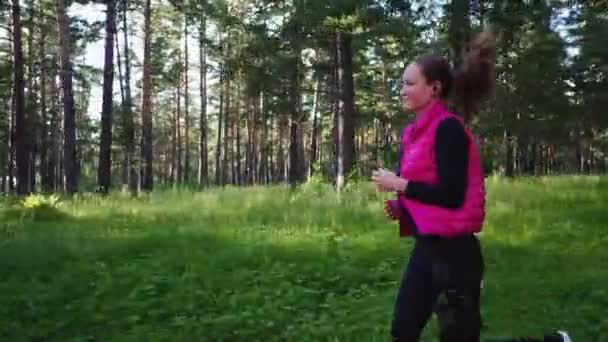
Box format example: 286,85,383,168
1,176,606,341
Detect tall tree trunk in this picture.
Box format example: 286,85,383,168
183,16,190,184
505,130,514,177
12,0,28,195
0,39,12,193
448,0,471,69
245,97,252,184
268,113,274,183
98,0,116,194
122,0,137,194
234,84,241,185
27,1,37,193
335,30,356,191
171,89,177,183
259,95,267,185
140,0,153,191
176,50,183,184
288,50,304,186
223,71,230,186
197,14,207,187
231,113,236,185
39,10,50,192
215,64,224,186
331,38,339,181
114,27,125,106
309,77,320,177
48,60,60,191
255,92,263,184
9,86,16,193
56,0,78,194
277,116,286,182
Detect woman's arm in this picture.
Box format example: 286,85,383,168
404,117,469,208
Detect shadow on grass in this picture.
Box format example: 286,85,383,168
0,209,606,342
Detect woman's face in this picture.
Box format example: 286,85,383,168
401,63,437,114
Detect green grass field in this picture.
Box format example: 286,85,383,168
1,176,607,341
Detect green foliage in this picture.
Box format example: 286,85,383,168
1,194,66,221
0,177,607,340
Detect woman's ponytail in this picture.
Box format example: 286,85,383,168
451,31,496,122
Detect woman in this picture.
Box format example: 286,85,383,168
372,32,571,342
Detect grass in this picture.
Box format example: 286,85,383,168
0,176,607,341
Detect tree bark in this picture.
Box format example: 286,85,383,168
27,1,37,193
183,16,190,184
13,0,29,195
48,59,60,191
98,0,116,194
277,116,286,182
57,0,79,194
215,63,224,186
223,68,230,186
505,130,514,177
448,0,471,69
39,9,50,192
197,14,207,187
288,49,304,186
335,30,356,191
309,77,320,177
176,50,182,184
122,0,137,194
140,0,153,191
235,85,241,185
170,88,177,183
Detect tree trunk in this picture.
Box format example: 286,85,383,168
39,10,50,192
13,0,29,195
335,30,356,191
98,0,116,194
56,0,79,194
122,0,137,194
235,86,241,185
245,97,253,184
140,0,153,191
288,49,304,186
530,140,537,175
268,114,274,183
9,86,16,193
183,16,190,184
230,114,235,184
48,60,60,191
223,71,230,186
215,63,224,186
197,14,207,187
277,116,286,182
309,77,320,177
27,1,37,193
115,27,125,106
176,50,183,184
505,130,514,177
171,89,177,183
259,96,268,185
256,92,264,184
448,0,471,69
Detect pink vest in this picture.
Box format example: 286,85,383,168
398,101,486,238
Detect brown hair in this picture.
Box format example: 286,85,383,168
416,32,496,122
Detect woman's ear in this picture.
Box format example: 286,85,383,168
432,82,441,97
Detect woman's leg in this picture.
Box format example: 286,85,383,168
391,241,438,341
432,236,484,342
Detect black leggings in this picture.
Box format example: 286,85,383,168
391,234,484,342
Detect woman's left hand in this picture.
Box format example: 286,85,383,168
372,168,408,193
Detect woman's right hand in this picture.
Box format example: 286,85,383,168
384,199,402,220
